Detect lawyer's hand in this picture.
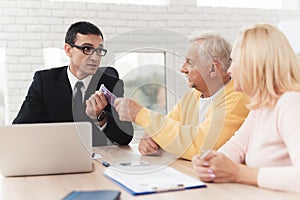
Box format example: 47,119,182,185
86,91,108,119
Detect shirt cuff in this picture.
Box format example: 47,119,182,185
95,121,108,131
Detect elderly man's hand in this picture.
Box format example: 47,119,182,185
114,98,143,122
138,137,161,156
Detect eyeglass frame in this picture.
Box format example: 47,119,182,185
68,43,107,56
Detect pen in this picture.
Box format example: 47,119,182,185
152,184,185,192
102,161,110,167
119,161,150,166
91,153,103,159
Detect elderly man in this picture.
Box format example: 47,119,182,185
114,32,249,160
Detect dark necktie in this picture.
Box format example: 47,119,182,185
72,81,85,121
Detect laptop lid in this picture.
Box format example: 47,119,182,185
0,122,93,177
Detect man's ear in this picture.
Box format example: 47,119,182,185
210,64,215,72
209,64,216,78
64,43,72,57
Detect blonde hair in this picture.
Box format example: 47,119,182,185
237,24,300,109
189,31,232,72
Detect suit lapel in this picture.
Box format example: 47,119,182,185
85,68,105,101
55,66,73,99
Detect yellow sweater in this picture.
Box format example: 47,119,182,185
135,81,249,160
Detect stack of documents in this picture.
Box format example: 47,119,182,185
103,165,206,195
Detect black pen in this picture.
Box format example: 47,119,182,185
102,161,110,167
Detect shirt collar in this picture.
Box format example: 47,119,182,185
67,66,93,92
200,79,232,100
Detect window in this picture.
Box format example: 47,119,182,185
197,0,283,10
114,52,167,114
0,48,6,125
114,51,174,133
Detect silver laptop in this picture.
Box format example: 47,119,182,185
0,122,93,177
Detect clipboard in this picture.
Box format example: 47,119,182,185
103,165,206,195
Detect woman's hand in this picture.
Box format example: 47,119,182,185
192,150,239,183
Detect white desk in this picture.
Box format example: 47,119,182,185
1,145,299,200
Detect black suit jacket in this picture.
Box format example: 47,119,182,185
13,66,133,146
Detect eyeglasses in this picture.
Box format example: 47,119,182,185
69,44,107,56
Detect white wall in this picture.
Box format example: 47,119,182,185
1,0,300,123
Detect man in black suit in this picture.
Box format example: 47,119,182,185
13,21,133,146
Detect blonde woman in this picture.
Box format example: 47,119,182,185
192,24,300,193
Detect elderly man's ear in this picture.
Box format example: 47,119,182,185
209,64,216,78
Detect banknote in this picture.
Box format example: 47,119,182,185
99,84,117,106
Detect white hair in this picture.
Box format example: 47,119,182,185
188,31,232,72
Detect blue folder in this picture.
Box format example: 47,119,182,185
62,190,121,200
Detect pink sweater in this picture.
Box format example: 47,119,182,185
219,92,300,193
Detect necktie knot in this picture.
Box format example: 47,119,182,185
75,81,84,92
